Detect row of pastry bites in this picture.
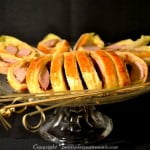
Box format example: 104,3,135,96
0,34,71,75
7,50,148,93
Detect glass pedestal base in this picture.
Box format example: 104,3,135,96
39,106,113,145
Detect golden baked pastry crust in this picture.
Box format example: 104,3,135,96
37,33,71,54
90,50,119,89
64,52,84,90
73,33,104,50
26,55,52,93
50,53,67,92
105,51,130,87
75,51,102,90
116,51,148,84
0,35,37,59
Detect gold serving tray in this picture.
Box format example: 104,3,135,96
1,74,150,143
0,74,150,107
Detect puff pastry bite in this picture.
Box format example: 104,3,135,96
129,50,150,65
0,52,22,74
90,50,119,89
64,52,84,90
106,35,150,50
116,51,148,84
7,59,32,92
105,51,130,87
112,46,150,65
37,33,71,54
75,51,102,90
50,53,67,92
26,55,52,93
0,35,37,59
73,33,104,51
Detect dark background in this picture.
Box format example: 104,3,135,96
0,0,150,149
1,0,150,44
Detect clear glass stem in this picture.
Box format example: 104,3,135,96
39,106,113,145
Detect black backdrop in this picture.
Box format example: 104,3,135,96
0,0,150,150
1,0,150,44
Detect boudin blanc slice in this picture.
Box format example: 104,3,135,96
7,59,31,92
0,52,22,74
37,33,71,54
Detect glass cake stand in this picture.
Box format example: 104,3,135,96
1,74,150,145
37,82,150,145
